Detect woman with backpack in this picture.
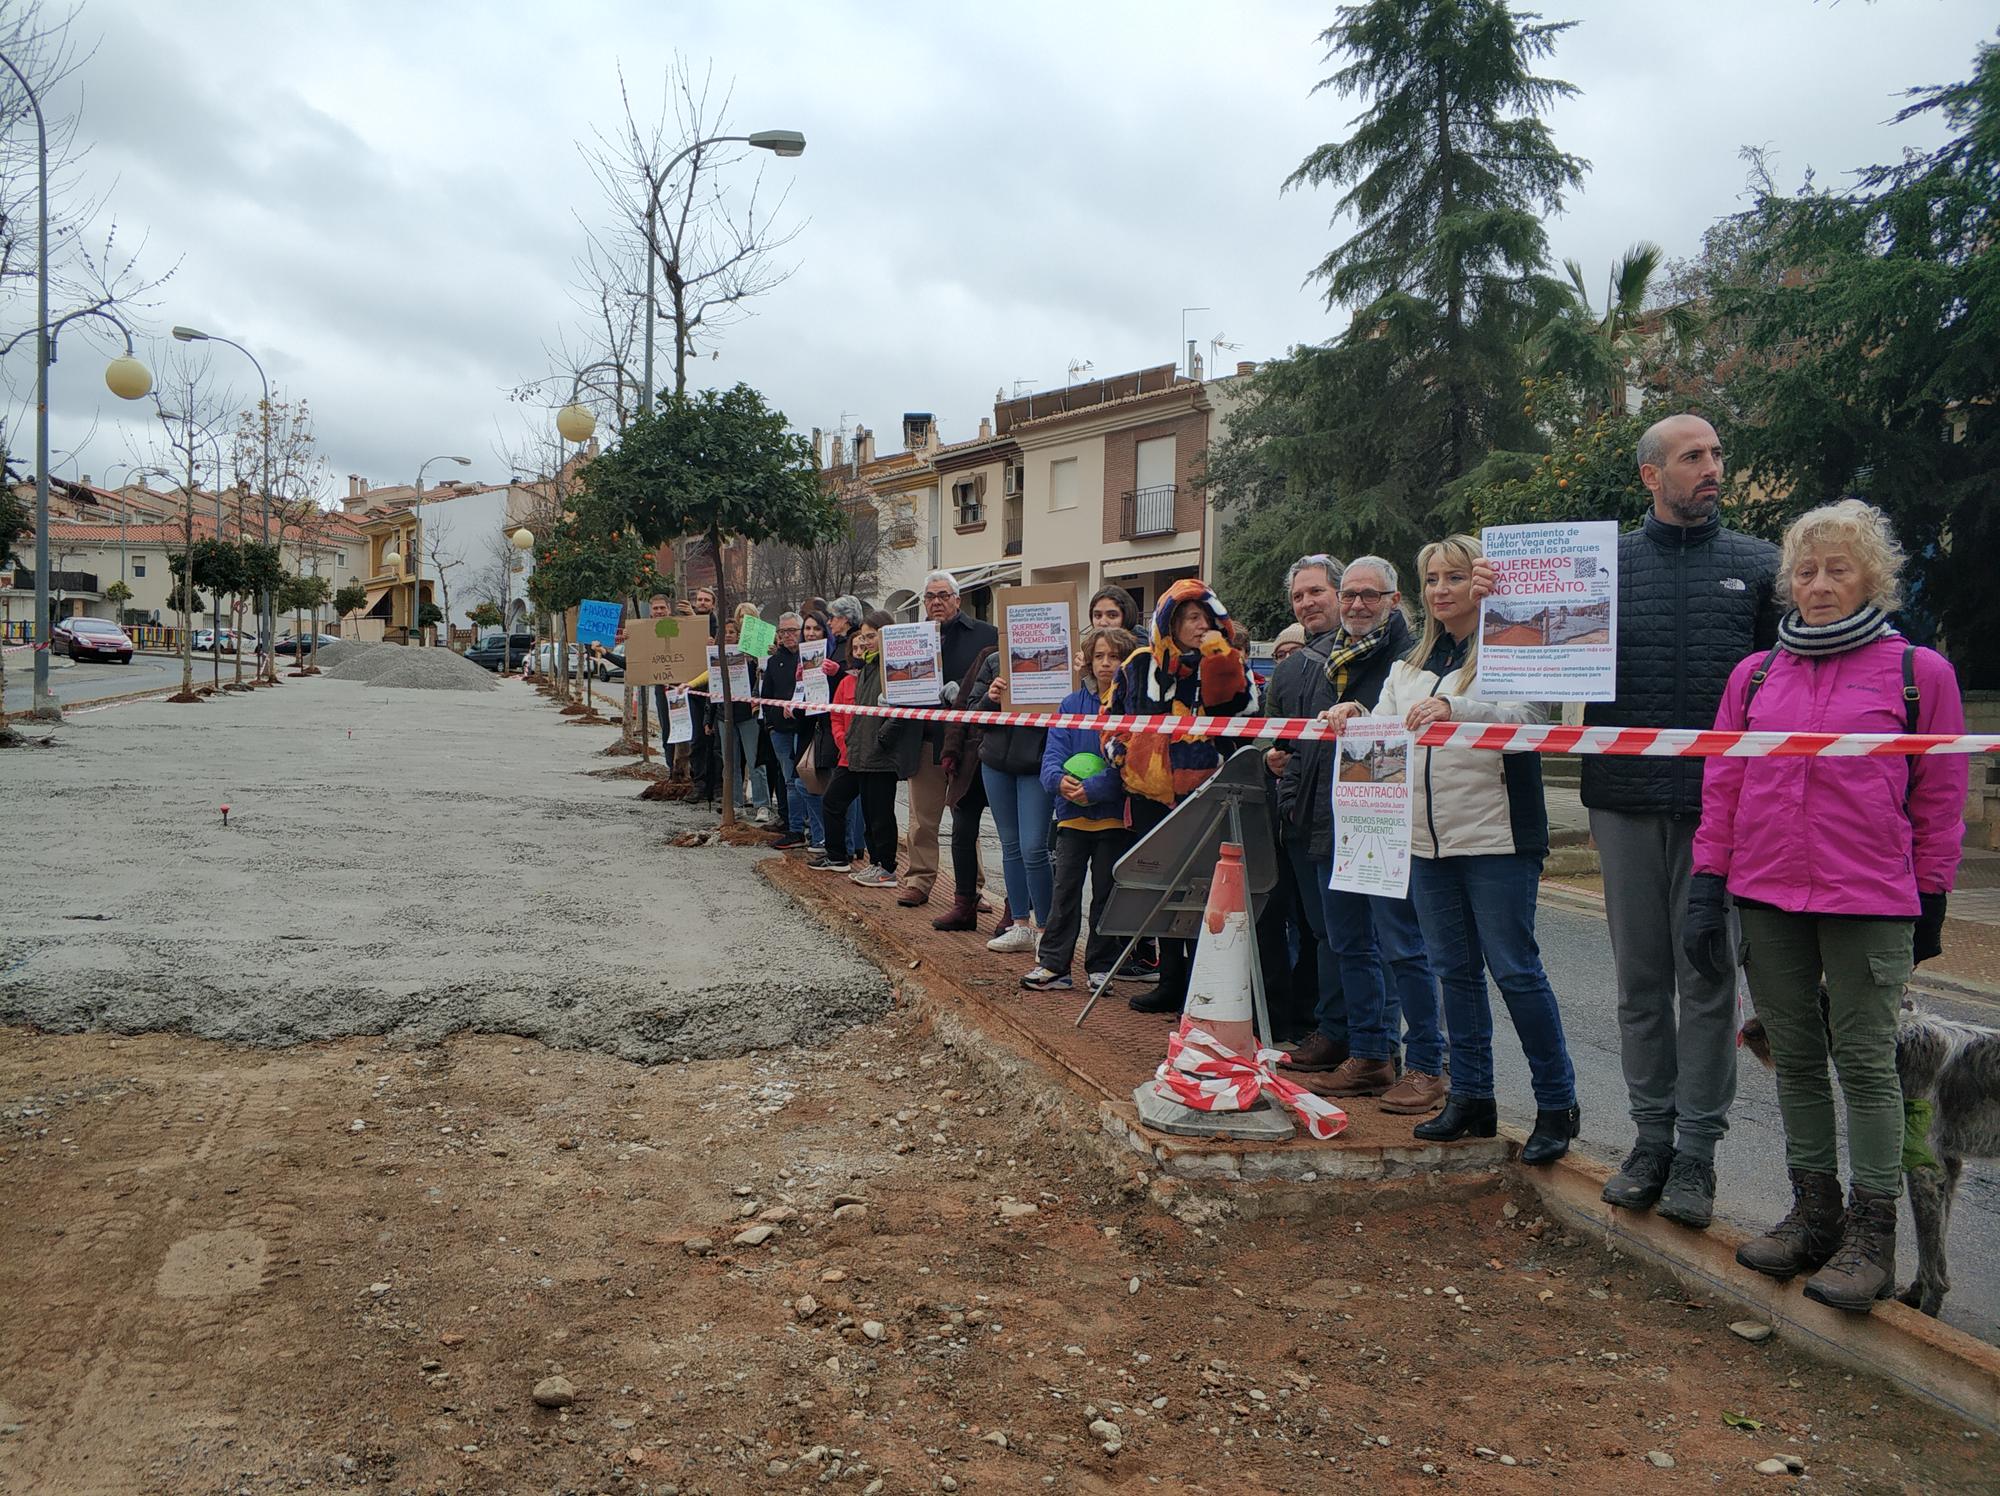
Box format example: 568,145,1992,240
1692,499,1965,1313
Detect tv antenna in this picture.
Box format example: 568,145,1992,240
1066,358,1095,385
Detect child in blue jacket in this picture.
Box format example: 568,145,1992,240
1022,625,1140,991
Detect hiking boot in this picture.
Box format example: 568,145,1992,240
931,894,979,932
1520,1103,1580,1165
1656,1153,1718,1230
1323,1056,1397,1097
1283,1033,1348,1072
1377,1069,1447,1115
1803,1184,1899,1312
1413,1094,1498,1142
989,900,1014,937
1736,1168,1844,1281
1602,1142,1677,1211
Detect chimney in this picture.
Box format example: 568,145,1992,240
830,433,846,467
855,425,875,465
811,426,824,465
347,474,362,499
901,412,933,451
1236,361,1256,377
1185,340,1198,378
977,417,992,441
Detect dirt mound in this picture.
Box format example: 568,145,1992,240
367,649,496,693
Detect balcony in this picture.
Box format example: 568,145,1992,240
1003,499,1022,557
4,569,100,594
1119,484,1178,540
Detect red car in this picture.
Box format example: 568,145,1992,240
54,616,135,663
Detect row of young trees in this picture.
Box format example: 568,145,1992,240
1207,1,1998,685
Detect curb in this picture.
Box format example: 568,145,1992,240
1525,1136,2000,1434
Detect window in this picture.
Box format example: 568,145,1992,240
336,552,346,568
953,476,984,527
132,557,147,578
1048,457,1078,512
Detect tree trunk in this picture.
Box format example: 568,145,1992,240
710,522,738,828
232,597,246,689
179,499,195,698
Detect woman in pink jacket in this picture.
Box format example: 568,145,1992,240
1689,499,1965,1314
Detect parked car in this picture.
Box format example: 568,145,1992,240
465,632,538,672
193,628,259,654
54,616,134,663
273,632,342,657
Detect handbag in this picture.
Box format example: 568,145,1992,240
798,716,838,795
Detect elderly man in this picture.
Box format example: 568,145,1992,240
1279,556,1446,1115
898,570,998,909
1262,556,1344,1044
1590,413,1779,1230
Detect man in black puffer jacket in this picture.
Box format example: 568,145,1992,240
1588,414,1779,1231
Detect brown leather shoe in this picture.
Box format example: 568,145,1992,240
1324,1056,1397,1096
1282,1033,1347,1072
1377,1069,1447,1115
896,885,930,908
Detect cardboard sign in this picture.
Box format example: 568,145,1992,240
624,614,706,686
576,598,622,648
737,614,776,659
995,584,1077,706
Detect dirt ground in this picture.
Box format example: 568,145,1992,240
1,1003,1989,1496
1,678,1991,1495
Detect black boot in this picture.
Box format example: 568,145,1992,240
1803,1184,1899,1312
1601,1141,1676,1210
1520,1103,1580,1165
1736,1168,1844,1281
1128,986,1182,1015
1412,1094,1497,1142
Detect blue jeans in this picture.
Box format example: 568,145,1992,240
982,765,1053,927
1300,850,1347,1046
771,728,821,841
1409,853,1576,1109
1358,892,1446,1075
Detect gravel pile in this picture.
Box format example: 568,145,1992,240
322,644,402,683
314,640,377,671
368,649,496,693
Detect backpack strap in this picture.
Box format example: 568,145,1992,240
1743,645,1783,715
1902,644,1920,734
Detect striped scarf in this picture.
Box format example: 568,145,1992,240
1324,622,1392,698
1777,603,1894,657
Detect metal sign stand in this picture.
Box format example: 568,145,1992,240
1074,747,1279,1035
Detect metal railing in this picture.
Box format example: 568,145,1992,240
1003,503,1023,556
1119,484,1178,539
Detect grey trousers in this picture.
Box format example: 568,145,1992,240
1590,808,1740,1161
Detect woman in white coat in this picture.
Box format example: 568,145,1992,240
1321,534,1580,1162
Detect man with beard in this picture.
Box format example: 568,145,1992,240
1591,414,1779,1230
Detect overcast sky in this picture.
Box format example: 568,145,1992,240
15,0,1995,501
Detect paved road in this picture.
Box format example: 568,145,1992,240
2,652,212,713
1503,899,2000,1347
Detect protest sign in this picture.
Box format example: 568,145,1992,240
663,688,693,744
794,638,829,706
1329,718,1414,898
737,614,777,659
624,614,705,686
576,599,622,648
995,584,1077,706
1476,521,1618,701
706,644,754,699
881,621,942,708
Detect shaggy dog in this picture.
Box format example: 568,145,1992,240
1741,999,2000,1317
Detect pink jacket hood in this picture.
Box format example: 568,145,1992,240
1692,636,1966,915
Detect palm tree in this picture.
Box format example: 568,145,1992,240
1532,242,1697,418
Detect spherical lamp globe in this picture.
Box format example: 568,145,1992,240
556,403,596,442
105,355,153,401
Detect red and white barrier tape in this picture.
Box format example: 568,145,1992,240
1155,1021,1348,1140
1,639,50,655
686,691,2000,759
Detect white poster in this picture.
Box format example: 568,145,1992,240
1001,596,1075,706
705,645,753,700
1329,719,1414,899
664,687,693,744
880,621,942,709
794,638,829,707
1476,521,1618,701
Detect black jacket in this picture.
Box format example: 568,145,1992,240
759,645,799,729
1277,611,1413,859
1581,514,1780,817
922,608,1000,758
956,647,1048,777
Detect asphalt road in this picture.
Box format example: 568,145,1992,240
2,651,213,713
1503,898,2000,1346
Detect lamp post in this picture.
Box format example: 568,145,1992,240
408,454,471,645
0,49,153,715
504,526,534,672
171,323,274,681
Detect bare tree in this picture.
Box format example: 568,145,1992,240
422,524,464,643
747,478,891,613
140,352,231,701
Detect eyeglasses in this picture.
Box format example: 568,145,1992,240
1338,589,1390,605
922,590,956,602
778,626,800,635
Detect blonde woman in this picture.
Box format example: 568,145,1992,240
1321,535,1579,1161
1693,499,1965,1312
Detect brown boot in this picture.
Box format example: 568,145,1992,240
989,899,1014,937
1735,1169,1845,1281
1377,1069,1447,1115
895,884,930,908
1803,1184,1899,1312
1324,1056,1397,1096
1282,1033,1347,1072
931,894,978,932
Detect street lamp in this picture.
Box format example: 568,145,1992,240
0,49,153,715
172,323,275,680
504,525,534,672
407,453,471,645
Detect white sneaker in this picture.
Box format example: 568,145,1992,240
986,921,1039,954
